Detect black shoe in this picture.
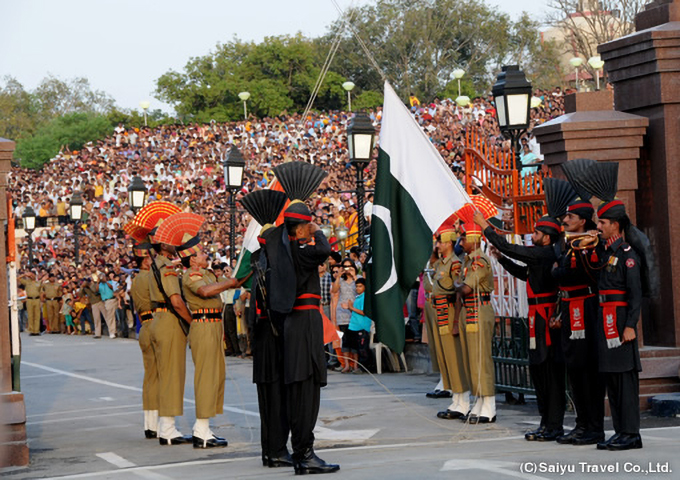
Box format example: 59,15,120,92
607,433,642,451
556,426,586,444
537,429,564,441
159,435,192,445
525,425,546,441
144,429,158,439
294,449,340,475
268,451,294,468
597,433,621,450
470,415,496,424
193,435,228,449
426,390,452,399
437,409,464,420
262,454,269,467
573,431,605,446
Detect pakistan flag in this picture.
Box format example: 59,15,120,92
365,82,470,354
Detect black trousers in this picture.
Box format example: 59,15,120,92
606,370,640,435
223,305,240,355
286,376,320,458
529,357,566,430
567,364,605,433
256,380,290,458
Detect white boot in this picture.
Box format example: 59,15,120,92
457,391,470,414
158,416,183,441
479,396,496,421
193,418,211,442
435,376,444,392
469,396,483,417
144,410,159,433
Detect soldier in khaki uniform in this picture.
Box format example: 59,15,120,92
41,273,63,333
177,234,246,448
433,224,471,419
148,240,193,445
456,222,496,424
131,243,159,439
19,271,43,335
422,249,444,395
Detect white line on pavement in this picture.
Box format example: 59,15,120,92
96,452,136,468
21,373,62,379
27,403,141,418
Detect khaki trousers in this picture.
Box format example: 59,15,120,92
45,300,60,332
27,299,41,334
150,312,187,417
139,322,159,410
104,298,118,336
464,304,495,397
422,299,440,374
91,301,106,336
189,321,225,419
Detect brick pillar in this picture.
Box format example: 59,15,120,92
599,0,680,347
0,138,28,467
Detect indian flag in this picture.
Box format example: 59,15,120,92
365,82,470,353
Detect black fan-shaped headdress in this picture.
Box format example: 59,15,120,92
273,161,328,201
543,177,577,219
578,162,619,202
240,190,288,226
561,158,595,201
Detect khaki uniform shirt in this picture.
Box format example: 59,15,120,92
182,267,222,312
131,270,152,313
20,279,42,299
42,282,62,300
149,255,181,304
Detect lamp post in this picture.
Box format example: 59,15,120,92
492,65,532,171
569,57,584,91
22,206,36,267
222,147,246,263
455,95,471,107
69,191,84,266
139,100,150,127
127,176,148,212
346,112,376,250
320,224,332,239
238,91,250,120
453,68,465,98
588,55,605,91
342,81,355,111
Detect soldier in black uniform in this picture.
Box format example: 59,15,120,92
590,199,643,451
473,212,564,441
263,201,339,475
552,199,605,445
250,227,292,468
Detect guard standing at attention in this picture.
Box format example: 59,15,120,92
552,199,605,446
156,212,247,449
41,273,63,333
19,271,43,336
130,242,159,440
433,221,471,420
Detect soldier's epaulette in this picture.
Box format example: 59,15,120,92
164,271,178,277
622,243,632,252
189,272,203,277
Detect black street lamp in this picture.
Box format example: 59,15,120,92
69,191,84,266
222,147,246,263
346,112,376,250
23,206,36,267
492,65,532,171
128,176,148,212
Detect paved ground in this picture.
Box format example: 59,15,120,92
3,332,680,479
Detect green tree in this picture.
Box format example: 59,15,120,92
0,77,39,141
15,113,112,169
155,34,348,121
34,75,115,119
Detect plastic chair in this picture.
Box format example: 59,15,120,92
369,322,408,374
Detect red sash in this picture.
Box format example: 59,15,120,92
559,285,595,340
599,289,627,349
527,283,557,350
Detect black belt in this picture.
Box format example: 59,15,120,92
464,293,491,302
27,297,40,300
191,312,222,321
140,311,154,323
294,294,321,308
599,293,627,304
527,295,558,305
151,301,168,310
46,297,62,301
560,285,594,299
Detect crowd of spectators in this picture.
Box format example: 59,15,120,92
10,86,569,339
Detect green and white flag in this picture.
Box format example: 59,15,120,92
365,82,470,354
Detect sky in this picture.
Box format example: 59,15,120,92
0,0,550,113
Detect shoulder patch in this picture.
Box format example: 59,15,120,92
626,258,635,268
164,271,178,277
623,244,632,251
189,272,203,277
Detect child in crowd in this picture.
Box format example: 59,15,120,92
340,277,372,374
62,295,75,335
